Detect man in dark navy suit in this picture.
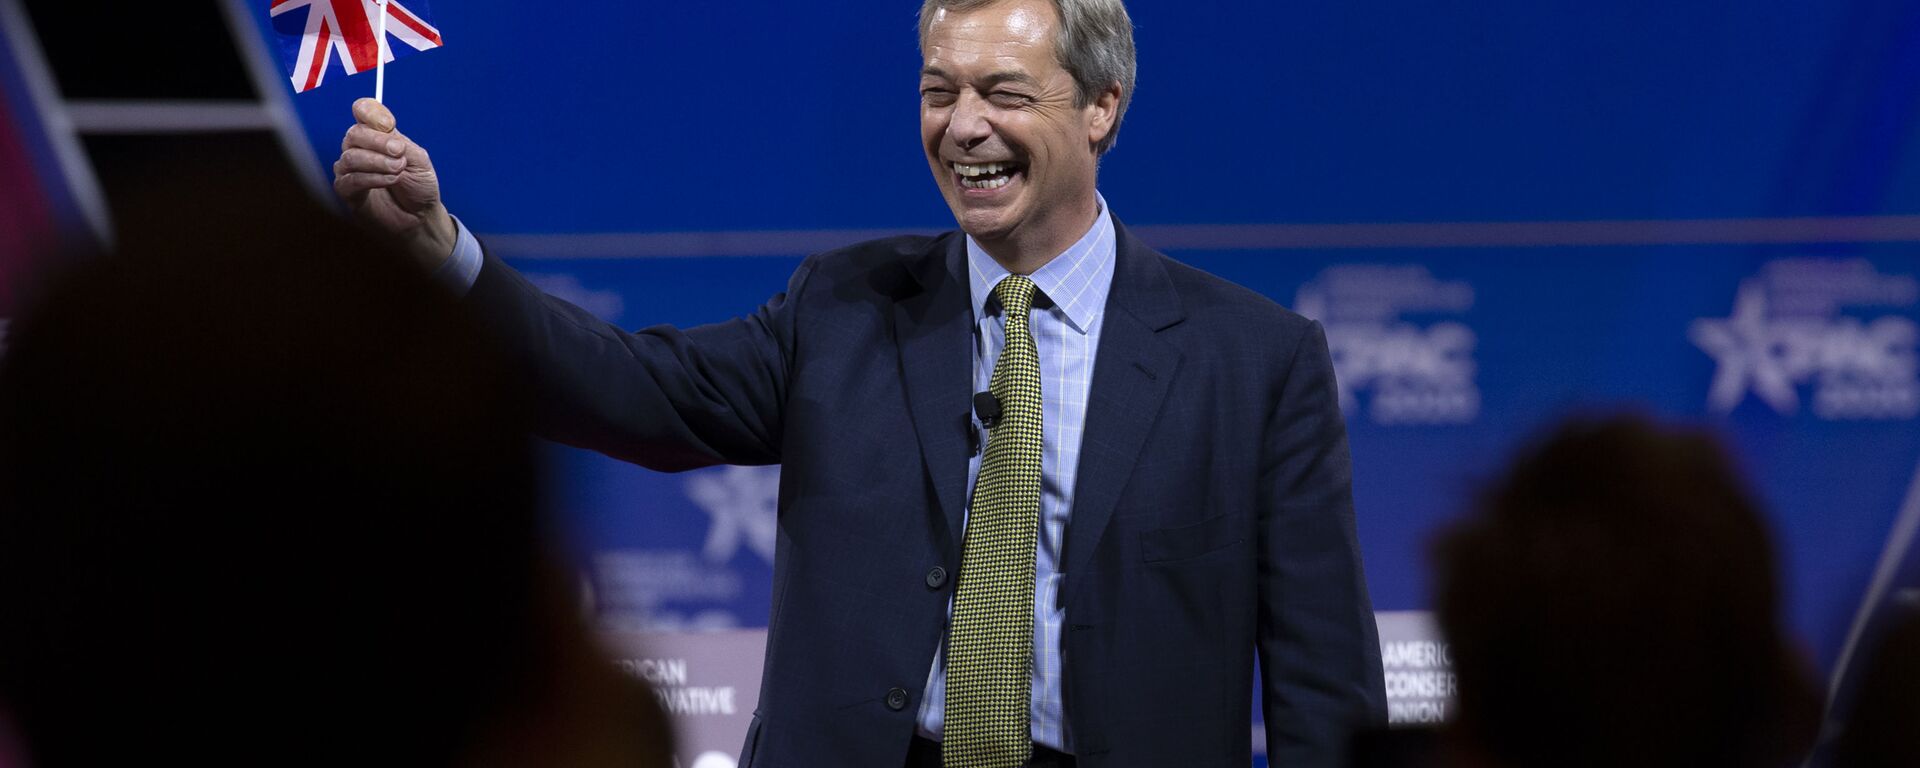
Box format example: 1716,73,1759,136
334,0,1386,765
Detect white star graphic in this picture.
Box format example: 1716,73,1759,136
684,465,780,565
1690,281,1801,415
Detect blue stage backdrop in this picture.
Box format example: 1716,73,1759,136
251,0,1920,762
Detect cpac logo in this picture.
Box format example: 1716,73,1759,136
1295,265,1479,425
1690,261,1919,420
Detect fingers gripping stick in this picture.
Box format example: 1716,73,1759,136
335,98,456,271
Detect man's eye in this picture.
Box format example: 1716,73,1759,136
922,90,957,106
988,92,1030,107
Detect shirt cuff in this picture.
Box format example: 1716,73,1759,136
428,216,485,296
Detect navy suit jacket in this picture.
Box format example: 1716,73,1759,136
466,219,1387,767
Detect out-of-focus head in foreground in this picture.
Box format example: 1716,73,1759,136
0,176,662,766
1432,416,1821,768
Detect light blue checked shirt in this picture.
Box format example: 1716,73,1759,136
438,200,1118,753
916,197,1117,754
433,217,486,293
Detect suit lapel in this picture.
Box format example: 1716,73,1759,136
1063,221,1185,599
893,235,975,558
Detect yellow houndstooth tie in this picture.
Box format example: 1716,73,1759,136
944,275,1043,768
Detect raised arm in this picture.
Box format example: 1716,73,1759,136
462,244,807,471
330,100,800,471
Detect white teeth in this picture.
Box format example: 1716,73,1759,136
953,161,1016,190
953,161,1011,178
960,174,1012,190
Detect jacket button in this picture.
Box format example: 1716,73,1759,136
925,566,948,589
886,687,909,711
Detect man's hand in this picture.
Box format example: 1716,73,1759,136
333,98,457,273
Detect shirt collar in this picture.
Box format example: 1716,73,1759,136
965,193,1117,335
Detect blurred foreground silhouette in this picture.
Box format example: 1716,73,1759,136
1429,417,1821,768
1827,605,1920,768
0,161,670,767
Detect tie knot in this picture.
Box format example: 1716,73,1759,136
994,275,1037,318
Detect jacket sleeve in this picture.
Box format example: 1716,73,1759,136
1256,318,1389,765
462,246,811,472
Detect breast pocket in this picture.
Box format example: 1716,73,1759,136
1139,512,1248,563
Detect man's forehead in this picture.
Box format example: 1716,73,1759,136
921,2,1062,82
924,1,1056,55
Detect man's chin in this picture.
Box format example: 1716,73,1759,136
951,206,1018,245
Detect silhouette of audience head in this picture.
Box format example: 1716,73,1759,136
1828,603,1920,768
0,180,661,766
1431,416,1819,768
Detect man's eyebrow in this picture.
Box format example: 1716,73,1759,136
978,71,1040,88
918,67,1040,88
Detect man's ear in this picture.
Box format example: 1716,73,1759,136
1086,83,1122,147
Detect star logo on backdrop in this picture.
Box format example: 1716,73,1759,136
684,465,780,565
1690,281,1801,415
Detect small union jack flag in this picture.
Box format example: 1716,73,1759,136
270,0,444,94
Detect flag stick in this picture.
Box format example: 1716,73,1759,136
374,0,389,103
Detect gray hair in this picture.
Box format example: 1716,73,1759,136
918,0,1136,155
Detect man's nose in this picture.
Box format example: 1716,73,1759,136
948,91,992,151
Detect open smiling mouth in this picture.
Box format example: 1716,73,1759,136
953,161,1025,190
